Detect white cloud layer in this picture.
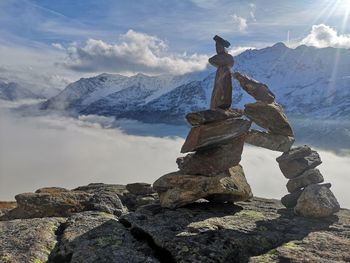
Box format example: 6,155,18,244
61,30,209,75
1,102,349,208
232,14,248,32
300,24,350,48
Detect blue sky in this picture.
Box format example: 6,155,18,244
0,0,349,77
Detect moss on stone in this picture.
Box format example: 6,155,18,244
282,241,302,250
33,259,43,263
238,210,265,219
1,254,12,262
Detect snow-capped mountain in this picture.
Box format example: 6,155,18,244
0,80,43,101
42,43,350,122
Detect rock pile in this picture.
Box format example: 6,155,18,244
277,146,340,217
154,35,340,218
153,36,253,208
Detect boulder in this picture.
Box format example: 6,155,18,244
153,165,252,208
281,190,303,208
0,217,65,263
185,108,243,126
244,102,293,136
286,169,324,193
177,135,245,175
294,184,340,218
245,129,294,152
277,150,322,179
181,118,251,153
126,183,155,195
210,66,233,109
3,187,127,219
208,53,234,67
35,187,70,193
215,42,226,54
7,191,93,219
233,72,275,103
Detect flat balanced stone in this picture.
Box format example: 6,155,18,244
181,118,251,153
186,108,243,126
213,35,230,48
286,168,324,193
276,145,312,162
277,147,322,179
209,53,234,68
245,129,294,152
210,66,233,110
177,134,245,175
244,102,293,136
233,72,275,103
153,165,252,208
294,184,340,218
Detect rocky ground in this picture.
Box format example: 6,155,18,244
0,183,349,263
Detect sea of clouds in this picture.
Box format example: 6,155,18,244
0,100,349,208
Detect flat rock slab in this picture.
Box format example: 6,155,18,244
153,165,252,208
233,72,275,103
177,135,245,175
49,211,158,263
277,148,322,179
295,184,340,218
121,197,350,263
209,53,234,67
244,102,293,136
181,118,251,153
185,108,243,126
210,66,233,109
286,168,324,193
0,217,64,263
245,129,294,152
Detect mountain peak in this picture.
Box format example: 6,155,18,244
272,42,288,49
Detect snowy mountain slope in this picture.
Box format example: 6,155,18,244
41,70,211,112
0,80,43,101
41,43,350,122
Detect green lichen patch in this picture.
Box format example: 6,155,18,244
238,210,265,219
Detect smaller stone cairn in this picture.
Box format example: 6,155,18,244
153,35,340,218
153,35,253,208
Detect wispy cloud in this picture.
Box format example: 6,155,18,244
232,14,248,32
60,30,209,75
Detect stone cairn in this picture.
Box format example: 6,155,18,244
153,35,340,218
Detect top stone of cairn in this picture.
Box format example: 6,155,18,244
214,35,231,48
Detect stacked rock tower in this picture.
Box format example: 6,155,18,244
153,35,340,218
153,36,253,208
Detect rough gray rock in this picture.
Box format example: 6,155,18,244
126,183,155,196
0,217,65,263
49,211,158,263
181,118,251,153
281,190,303,208
4,191,93,219
286,169,324,193
233,72,275,103
185,108,243,126
121,197,349,263
244,102,293,136
153,165,252,208
177,135,245,175
294,184,340,218
277,149,322,179
245,129,294,152
276,145,312,162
